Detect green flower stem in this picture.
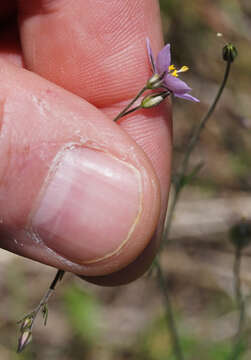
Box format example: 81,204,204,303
156,57,232,360
162,59,232,246
233,247,245,336
156,261,184,360
228,246,246,360
113,86,147,122
120,105,142,118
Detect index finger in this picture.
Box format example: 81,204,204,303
18,0,164,107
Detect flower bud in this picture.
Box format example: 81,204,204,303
146,74,164,89
141,92,168,109
17,330,32,353
222,43,238,63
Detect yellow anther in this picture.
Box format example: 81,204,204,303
171,69,178,77
168,64,176,71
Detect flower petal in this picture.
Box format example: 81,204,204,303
146,38,157,73
175,92,200,102
164,74,191,94
156,43,171,75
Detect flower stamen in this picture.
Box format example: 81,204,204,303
168,64,189,77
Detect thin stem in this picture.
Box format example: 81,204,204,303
233,248,245,335
179,61,231,183
156,261,184,360
17,269,65,353
33,270,65,318
113,86,147,122
162,60,232,246
121,105,142,118
50,269,65,290
228,247,246,360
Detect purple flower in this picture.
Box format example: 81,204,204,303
146,38,199,102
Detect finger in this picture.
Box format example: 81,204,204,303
17,0,171,198
17,0,172,283
82,229,161,286
0,59,160,277
17,0,164,106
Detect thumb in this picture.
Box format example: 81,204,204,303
0,60,160,276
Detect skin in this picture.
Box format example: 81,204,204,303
0,0,172,286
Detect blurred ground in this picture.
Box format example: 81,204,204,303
1,0,251,359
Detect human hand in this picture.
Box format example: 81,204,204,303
0,0,172,285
